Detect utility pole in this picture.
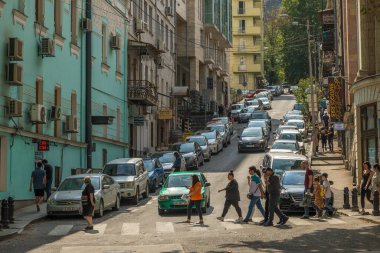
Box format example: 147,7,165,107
85,0,93,168
307,18,316,156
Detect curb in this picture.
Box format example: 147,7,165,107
0,215,46,241
338,210,380,225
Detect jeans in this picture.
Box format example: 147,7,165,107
303,191,310,217
264,192,269,221
360,188,372,208
328,139,333,151
324,197,333,213
244,196,265,221
45,180,52,199
187,200,203,220
221,199,242,218
268,194,286,222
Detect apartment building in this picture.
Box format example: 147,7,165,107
175,0,232,131
230,0,264,91
0,0,129,200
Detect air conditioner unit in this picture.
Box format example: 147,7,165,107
50,106,61,121
65,115,79,133
40,38,55,57
165,6,174,17
135,19,144,33
81,18,92,31
8,38,23,61
8,99,22,117
5,63,23,86
111,35,121,50
31,104,47,124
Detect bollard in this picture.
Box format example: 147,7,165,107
8,197,14,223
343,187,351,209
351,188,359,212
373,191,380,216
1,199,9,228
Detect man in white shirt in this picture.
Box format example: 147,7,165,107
321,173,335,218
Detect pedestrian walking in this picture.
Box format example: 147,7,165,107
321,173,335,218
359,161,373,214
312,124,320,153
243,166,265,223
301,160,313,219
322,111,330,128
370,164,380,204
319,107,324,122
173,152,182,172
320,128,328,152
29,161,46,212
259,168,270,225
263,168,288,226
185,175,204,224
217,170,243,222
82,176,96,230
327,123,334,152
312,177,324,218
42,159,53,199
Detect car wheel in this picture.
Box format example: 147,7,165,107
112,195,120,211
158,206,164,216
132,187,139,205
142,183,149,198
96,200,104,217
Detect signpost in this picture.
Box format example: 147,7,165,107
133,116,145,126
157,108,173,120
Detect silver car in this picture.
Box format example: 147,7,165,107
47,174,121,218
230,103,245,120
151,152,186,176
186,135,211,162
103,158,149,204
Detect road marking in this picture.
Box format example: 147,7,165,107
220,219,243,230
156,222,175,233
48,225,73,236
326,218,346,225
131,208,139,213
288,218,313,226
147,201,153,205
252,217,262,223
88,224,107,235
121,223,140,235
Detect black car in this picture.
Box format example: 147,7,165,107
250,111,271,128
238,127,267,153
170,142,204,170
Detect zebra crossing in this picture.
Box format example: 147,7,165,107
46,217,348,237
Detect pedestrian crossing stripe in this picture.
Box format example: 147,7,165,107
47,218,348,236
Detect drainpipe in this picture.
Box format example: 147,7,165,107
339,0,346,157
124,5,128,158
85,0,93,168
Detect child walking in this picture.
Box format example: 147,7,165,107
312,177,324,218
321,173,335,218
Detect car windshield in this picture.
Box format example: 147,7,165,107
242,129,262,138
288,110,302,115
248,121,266,128
251,113,267,119
293,104,305,111
201,132,216,140
209,125,225,133
186,137,206,146
286,115,303,121
272,159,304,172
279,133,302,142
259,98,269,102
143,160,155,172
165,175,198,188
272,142,297,151
215,118,228,124
103,164,136,176
172,143,195,153
283,172,305,185
231,105,243,110
287,121,305,129
58,177,100,191
159,154,175,164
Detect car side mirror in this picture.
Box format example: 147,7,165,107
52,187,57,192
103,184,110,189
205,182,211,187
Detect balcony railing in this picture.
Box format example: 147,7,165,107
238,28,245,34
238,8,245,14
128,80,158,106
204,49,215,65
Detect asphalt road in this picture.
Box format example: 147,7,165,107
1,95,380,253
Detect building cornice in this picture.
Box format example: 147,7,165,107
350,74,380,94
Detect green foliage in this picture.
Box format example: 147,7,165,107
293,78,313,110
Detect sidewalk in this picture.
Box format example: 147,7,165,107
0,203,46,239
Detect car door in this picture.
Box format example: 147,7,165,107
101,176,112,207
140,162,148,191
107,176,118,204
134,163,141,194
201,174,210,201
195,143,202,162
155,159,164,182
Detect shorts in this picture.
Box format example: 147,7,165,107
82,204,94,217
34,189,44,197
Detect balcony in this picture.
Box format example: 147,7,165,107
234,64,262,73
234,7,261,17
220,70,229,77
204,50,215,65
213,64,222,71
233,27,261,36
128,80,158,106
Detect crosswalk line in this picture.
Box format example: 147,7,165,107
85,224,107,235
156,222,175,233
48,225,73,236
121,223,140,235
252,217,262,223
288,218,313,226
190,225,208,232
326,218,346,225
220,219,243,230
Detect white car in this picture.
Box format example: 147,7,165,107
200,130,223,154
277,129,306,155
286,120,306,138
258,97,272,110
230,104,245,120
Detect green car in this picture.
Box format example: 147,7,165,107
157,172,211,215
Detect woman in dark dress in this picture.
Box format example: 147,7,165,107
359,161,373,214
82,176,96,230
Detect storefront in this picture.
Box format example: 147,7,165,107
360,103,378,165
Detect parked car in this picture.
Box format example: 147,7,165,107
238,127,267,153
212,117,233,136
285,110,302,115
199,130,223,154
230,104,245,120
286,119,306,138
290,86,298,94
261,153,308,175
238,107,256,123
158,172,211,215
151,151,186,175
258,97,272,110
256,91,273,101
186,135,211,161
171,142,204,169
250,111,272,128
206,123,230,146
269,140,301,154
143,158,165,193
245,99,260,111
273,125,299,139
247,120,270,139
47,174,121,217
293,103,305,112
284,114,304,122
278,129,305,154
103,158,149,204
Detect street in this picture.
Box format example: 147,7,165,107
1,95,379,253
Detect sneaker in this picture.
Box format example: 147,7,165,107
259,219,267,225
276,219,283,225
247,218,253,222
198,220,204,225
185,219,191,223
300,215,309,219
263,221,273,227
84,226,93,230
242,219,249,223
280,216,289,225
216,216,224,222
236,217,243,223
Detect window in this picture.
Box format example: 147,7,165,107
165,24,169,50
54,0,63,35
144,1,148,23
161,20,164,39
102,149,108,166
35,0,45,25
170,29,173,53
238,20,245,33
239,74,247,84
253,37,257,45
238,1,245,14
71,0,78,45
102,24,107,63
0,137,7,192
253,17,257,26
71,91,77,141
239,39,246,49
149,6,153,32
240,56,245,65
103,104,107,137
253,54,258,64
36,78,43,134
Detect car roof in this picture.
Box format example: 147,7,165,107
287,119,304,123
186,135,206,139
283,170,305,175
273,140,298,143
66,173,105,179
267,153,308,159
232,103,244,106
168,172,203,176
243,127,263,131
152,151,175,156
107,158,142,164
280,129,301,134
173,142,193,145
